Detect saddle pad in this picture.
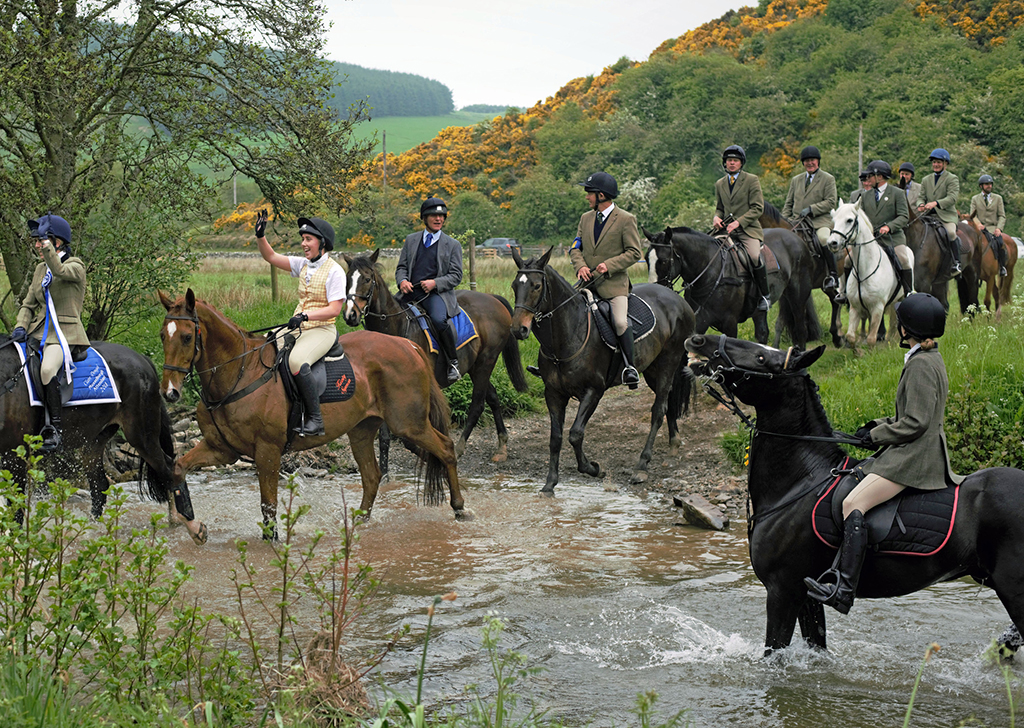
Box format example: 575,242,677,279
320,354,356,404
409,305,479,355
590,294,658,350
812,476,959,556
17,342,121,407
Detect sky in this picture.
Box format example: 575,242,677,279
323,0,743,110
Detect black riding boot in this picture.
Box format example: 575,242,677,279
527,360,542,378
991,232,1008,276
439,324,460,384
804,509,867,615
293,363,325,437
617,327,640,389
949,231,963,277
751,260,771,311
834,271,849,304
40,379,63,453
820,244,839,292
899,268,915,297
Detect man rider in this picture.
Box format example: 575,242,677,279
970,174,1008,277
570,171,643,388
898,162,922,208
917,148,963,277
861,160,913,297
850,170,872,203
782,145,840,292
713,145,770,312
396,198,464,384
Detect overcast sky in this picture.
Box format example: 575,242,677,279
323,0,743,109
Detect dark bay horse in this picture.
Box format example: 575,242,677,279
686,333,1024,655
342,249,528,464
159,290,464,535
963,216,1017,319
644,226,818,349
906,209,956,310
0,335,206,543
509,247,694,491
953,220,981,315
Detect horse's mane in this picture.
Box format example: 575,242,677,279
348,252,384,277
762,201,787,225
189,297,253,340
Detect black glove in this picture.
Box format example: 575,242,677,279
853,420,877,440
799,207,811,218
254,209,268,239
11,326,26,342
287,312,308,330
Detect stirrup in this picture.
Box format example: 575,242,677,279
822,274,838,291
804,570,840,605
950,261,962,277
833,291,848,304
622,365,640,390
299,416,325,437
1001,267,1008,277
39,424,61,453
757,295,771,311
446,360,461,384
526,364,541,378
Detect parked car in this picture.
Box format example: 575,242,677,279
476,237,521,257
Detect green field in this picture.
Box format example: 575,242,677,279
353,110,499,156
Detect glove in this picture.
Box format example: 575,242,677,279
254,209,268,239
11,326,26,342
799,207,811,218
287,312,308,330
858,432,876,449
853,420,877,441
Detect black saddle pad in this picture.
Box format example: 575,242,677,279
590,293,657,350
812,464,959,556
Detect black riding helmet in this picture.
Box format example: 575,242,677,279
899,161,916,177
979,174,994,187
297,216,335,252
420,197,449,217
800,146,821,161
896,292,946,345
858,169,871,182
722,145,746,166
867,160,892,179
579,172,618,199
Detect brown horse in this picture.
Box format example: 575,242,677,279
342,249,528,463
158,290,464,536
953,220,981,315
963,216,1017,319
905,208,957,310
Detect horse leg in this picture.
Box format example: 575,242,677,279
830,299,843,349
542,388,570,494
866,306,883,345
254,439,284,539
454,371,490,459
845,304,860,349
80,430,115,519
764,586,805,655
174,437,240,537
377,423,391,486
568,388,606,480
484,382,510,463
796,601,827,651
631,366,673,484
349,421,383,518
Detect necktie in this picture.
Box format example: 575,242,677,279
805,174,812,189
875,189,880,202
986,194,990,205
424,232,432,247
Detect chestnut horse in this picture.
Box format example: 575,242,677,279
963,216,1017,319
159,290,464,535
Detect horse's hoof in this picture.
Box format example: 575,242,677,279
189,521,209,546
630,471,649,485
491,449,508,463
539,488,555,498
454,509,474,521
667,440,681,456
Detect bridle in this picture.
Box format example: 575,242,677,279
651,237,730,315
512,266,593,365
162,312,203,377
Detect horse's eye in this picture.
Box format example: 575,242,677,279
182,334,192,344
757,355,766,364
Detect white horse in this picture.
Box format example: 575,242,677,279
828,199,914,347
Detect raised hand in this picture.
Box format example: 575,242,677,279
254,209,268,239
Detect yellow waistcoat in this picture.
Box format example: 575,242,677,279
294,257,342,330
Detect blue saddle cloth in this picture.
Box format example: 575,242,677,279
17,343,121,406
409,306,478,355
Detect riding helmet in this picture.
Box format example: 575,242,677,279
420,197,449,218
867,160,892,179
578,172,619,199
978,174,994,187
800,146,821,161
896,292,946,341
28,214,72,245
297,216,335,252
899,161,916,177
858,169,871,182
722,145,746,166
928,148,951,163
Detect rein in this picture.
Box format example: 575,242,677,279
654,238,730,315
513,267,594,365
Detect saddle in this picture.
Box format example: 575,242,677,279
17,342,117,407
405,303,478,355
275,335,355,439
812,458,959,556
715,235,780,279
580,290,657,350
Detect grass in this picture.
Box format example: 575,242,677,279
353,111,499,156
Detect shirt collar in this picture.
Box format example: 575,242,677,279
876,182,888,195
598,202,616,221
904,343,922,363
305,253,327,269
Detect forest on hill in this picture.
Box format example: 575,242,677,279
334,0,1024,247
329,62,454,117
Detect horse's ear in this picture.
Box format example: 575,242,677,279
370,248,380,264
185,288,196,313
342,253,353,266
853,197,863,211
158,290,174,311
790,344,826,370
511,246,524,268
642,226,654,242
837,198,845,206
539,246,554,268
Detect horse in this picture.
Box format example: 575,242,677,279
685,332,1024,655
905,208,956,310
826,200,911,348
342,249,528,466
509,247,694,491
953,220,981,315
963,216,1017,319
0,335,206,544
643,226,818,350
158,289,464,535
760,202,843,348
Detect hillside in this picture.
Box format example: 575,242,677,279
328,61,454,117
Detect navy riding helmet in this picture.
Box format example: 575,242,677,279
28,214,72,245
896,292,946,343
297,216,335,252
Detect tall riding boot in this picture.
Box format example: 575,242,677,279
899,268,915,297
834,271,849,304
820,244,839,292
804,509,868,615
948,231,963,277
293,363,325,437
40,380,63,453
439,324,460,384
993,233,1008,276
617,328,640,389
751,260,771,311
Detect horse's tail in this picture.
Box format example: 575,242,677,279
804,295,822,342
669,360,694,423
493,294,529,393
139,402,174,503
421,376,452,507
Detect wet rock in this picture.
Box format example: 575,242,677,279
673,493,729,531
172,417,192,433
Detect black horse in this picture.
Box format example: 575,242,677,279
644,226,819,350
0,336,206,544
685,333,1024,655
509,247,695,490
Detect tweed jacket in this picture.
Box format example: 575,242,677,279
969,192,1006,229
849,188,866,204
860,184,910,248
864,347,964,490
782,169,837,231
570,205,642,299
715,171,764,242
903,180,922,208
396,229,463,317
919,171,960,225
16,242,89,346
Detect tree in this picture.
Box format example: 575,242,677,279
0,0,373,338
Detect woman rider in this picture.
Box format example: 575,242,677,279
12,214,89,452
255,211,345,437
804,292,963,614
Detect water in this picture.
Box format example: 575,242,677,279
111,466,1015,727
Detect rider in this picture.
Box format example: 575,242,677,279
917,148,962,277
713,145,770,312
12,214,89,452
804,292,963,614
256,211,346,437
862,160,913,297
396,197,464,384
849,169,872,203
571,171,643,388
898,162,922,208
782,145,840,293
970,174,1008,277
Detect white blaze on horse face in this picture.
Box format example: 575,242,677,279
345,270,361,317
648,248,660,283
517,273,528,285
166,321,177,339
